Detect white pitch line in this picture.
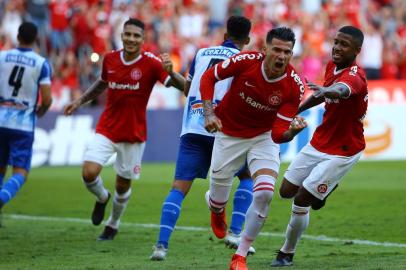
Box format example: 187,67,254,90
6,214,406,248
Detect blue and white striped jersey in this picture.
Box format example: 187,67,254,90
181,41,240,137
0,48,52,132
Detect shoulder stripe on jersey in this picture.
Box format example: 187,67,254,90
38,59,52,85
214,65,220,80
336,82,352,98
277,113,293,122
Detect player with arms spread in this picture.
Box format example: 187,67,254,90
64,18,185,240
200,27,307,270
150,16,256,261
0,22,52,220
271,26,368,267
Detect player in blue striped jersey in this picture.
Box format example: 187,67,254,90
150,16,254,260
0,22,52,217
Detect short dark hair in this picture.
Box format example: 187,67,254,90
338,25,364,47
18,22,38,45
226,16,251,40
124,18,145,31
266,27,296,46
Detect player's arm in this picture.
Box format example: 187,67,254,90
306,79,350,99
36,84,52,117
183,80,191,97
298,94,324,113
161,53,185,91
63,79,108,116
272,112,307,143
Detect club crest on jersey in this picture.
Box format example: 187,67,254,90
317,184,328,194
268,91,282,106
131,68,142,80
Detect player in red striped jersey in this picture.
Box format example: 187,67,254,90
199,27,307,270
272,26,368,267
64,18,185,241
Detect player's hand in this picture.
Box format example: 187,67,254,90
306,78,326,98
160,53,173,75
289,116,307,131
63,100,81,116
204,113,222,133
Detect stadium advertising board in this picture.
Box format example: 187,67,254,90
32,80,406,167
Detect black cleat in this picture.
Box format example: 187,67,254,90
97,225,118,241
91,192,111,226
271,250,294,267
311,184,338,210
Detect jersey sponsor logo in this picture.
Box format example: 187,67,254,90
231,53,262,64
108,81,140,90
0,97,29,110
325,97,339,104
131,68,142,80
202,48,235,58
317,183,328,193
222,59,230,69
107,70,115,74
189,99,219,116
239,91,274,111
5,54,36,67
244,81,255,87
290,70,305,100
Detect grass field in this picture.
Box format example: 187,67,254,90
1,161,405,270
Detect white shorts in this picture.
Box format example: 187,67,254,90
211,131,280,179
83,133,146,180
284,143,362,200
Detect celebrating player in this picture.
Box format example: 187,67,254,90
271,26,367,267
150,16,255,261
200,27,307,270
0,22,52,220
64,18,185,240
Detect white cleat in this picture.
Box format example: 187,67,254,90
225,231,256,255
150,244,167,261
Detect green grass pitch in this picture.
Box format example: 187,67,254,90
0,161,405,269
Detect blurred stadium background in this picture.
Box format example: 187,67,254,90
1,0,405,269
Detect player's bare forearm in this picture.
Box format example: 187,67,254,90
36,102,52,117
298,95,324,113
306,79,350,100
169,72,186,92
37,84,52,117
283,116,307,142
78,79,108,105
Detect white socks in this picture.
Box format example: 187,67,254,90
106,188,132,229
209,176,233,209
281,203,310,254
84,176,109,202
236,175,276,256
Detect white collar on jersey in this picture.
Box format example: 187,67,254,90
333,66,346,75
120,51,142,65
261,61,287,83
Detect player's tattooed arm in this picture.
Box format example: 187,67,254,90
203,100,222,133
306,79,350,99
63,79,108,115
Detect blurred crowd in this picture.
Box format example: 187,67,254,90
1,0,406,110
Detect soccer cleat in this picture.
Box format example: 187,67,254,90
205,190,227,239
225,231,256,255
271,250,294,267
230,254,248,270
311,184,338,210
91,192,111,226
150,244,168,261
97,225,118,241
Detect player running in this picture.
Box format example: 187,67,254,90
271,26,368,267
200,27,307,270
0,22,52,221
150,16,256,261
64,18,185,240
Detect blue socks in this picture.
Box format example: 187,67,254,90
0,172,4,189
230,178,253,235
157,189,185,248
0,173,25,205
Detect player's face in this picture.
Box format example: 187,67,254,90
332,32,360,68
121,24,144,55
264,38,294,77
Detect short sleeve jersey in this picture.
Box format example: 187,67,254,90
205,51,304,138
181,41,240,137
96,50,170,143
310,60,368,156
0,48,52,132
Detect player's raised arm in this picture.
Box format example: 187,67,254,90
306,79,350,99
63,79,108,115
160,53,186,91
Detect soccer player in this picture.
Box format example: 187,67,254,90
150,16,256,261
0,22,52,219
271,26,367,267
200,27,307,270
63,18,185,240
